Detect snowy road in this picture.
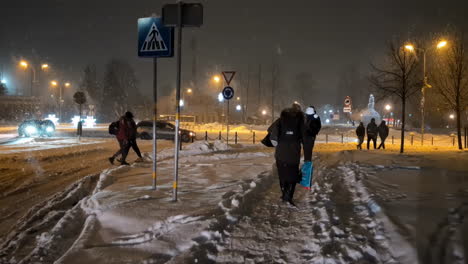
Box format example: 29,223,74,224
0,137,170,241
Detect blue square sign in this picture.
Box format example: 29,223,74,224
138,17,173,57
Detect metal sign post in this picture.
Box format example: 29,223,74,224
173,2,183,202
163,2,203,202
138,16,173,190
222,85,235,146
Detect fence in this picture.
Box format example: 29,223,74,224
189,129,467,149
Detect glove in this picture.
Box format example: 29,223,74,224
271,140,278,147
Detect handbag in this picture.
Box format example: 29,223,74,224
261,133,274,147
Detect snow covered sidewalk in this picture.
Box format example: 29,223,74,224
0,141,275,264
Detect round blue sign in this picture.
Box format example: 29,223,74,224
222,86,234,100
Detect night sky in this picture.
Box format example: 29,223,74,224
1,0,468,106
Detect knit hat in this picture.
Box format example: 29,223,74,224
305,106,316,115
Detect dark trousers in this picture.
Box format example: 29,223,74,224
129,139,142,158
112,139,130,162
279,178,296,202
378,137,387,149
357,136,364,149
367,136,377,149
303,136,316,161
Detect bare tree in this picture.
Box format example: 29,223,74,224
430,29,468,150
370,40,421,153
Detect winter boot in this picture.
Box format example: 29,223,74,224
108,157,115,165
121,161,130,166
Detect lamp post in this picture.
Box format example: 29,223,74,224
51,81,71,122
405,40,447,145
19,60,50,96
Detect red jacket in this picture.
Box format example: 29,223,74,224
116,117,130,141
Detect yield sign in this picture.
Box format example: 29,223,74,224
222,71,236,85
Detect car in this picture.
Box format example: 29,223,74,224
136,120,195,142
18,119,56,137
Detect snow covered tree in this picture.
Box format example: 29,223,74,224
80,64,101,105
102,59,139,121
430,29,468,150
370,39,421,153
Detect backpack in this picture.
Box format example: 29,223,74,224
108,121,119,135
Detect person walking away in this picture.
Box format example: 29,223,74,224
377,120,389,149
109,113,132,165
366,118,378,150
126,112,144,162
269,105,305,206
303,106,321,161
356,122,365,150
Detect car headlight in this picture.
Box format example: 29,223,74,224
25,126,37,134
46,126,54,132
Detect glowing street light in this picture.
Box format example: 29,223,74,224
41,64,49,70
261,109,267,116
187,88,192,94
65,82,71,87
19,61,28,68
437,40,447,49
236,96,240,101
213,75,221,83
385,104,391,111
51,81,58,86
236,104,242,111
179,99,185,107
449,114,455,119
218,92,224,102
404,44,415,52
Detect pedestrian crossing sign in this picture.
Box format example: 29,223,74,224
138,17,173,57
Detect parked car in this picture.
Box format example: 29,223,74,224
136,120,195,142
18,119,56,137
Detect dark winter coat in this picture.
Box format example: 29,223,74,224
356,124,365,137
269,107,305,183
378,122,389,139
366,121,378,138
269,108,305,164
304,114,322,137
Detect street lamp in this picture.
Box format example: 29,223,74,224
51,81,71,122
261,109,267,115
19,60,50,96
180,99,185,107
218,92,224,102
213,75,221,83
19,61,28,68
449,114,455,119
236,96,240,101
404,40,448,145
385,104,391,111
236,104,242,111
187,88,192,94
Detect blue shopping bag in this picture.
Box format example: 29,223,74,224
299,161,313,189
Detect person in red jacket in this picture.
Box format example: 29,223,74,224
109,112,133,165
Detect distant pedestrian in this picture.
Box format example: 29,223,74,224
356,122,365,150
109,112,133,166
377,120,389,149
366,118,378,150
268,104,305,206
303,106,321,161
126,112,144,162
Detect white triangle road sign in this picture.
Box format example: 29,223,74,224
140,23,168,52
